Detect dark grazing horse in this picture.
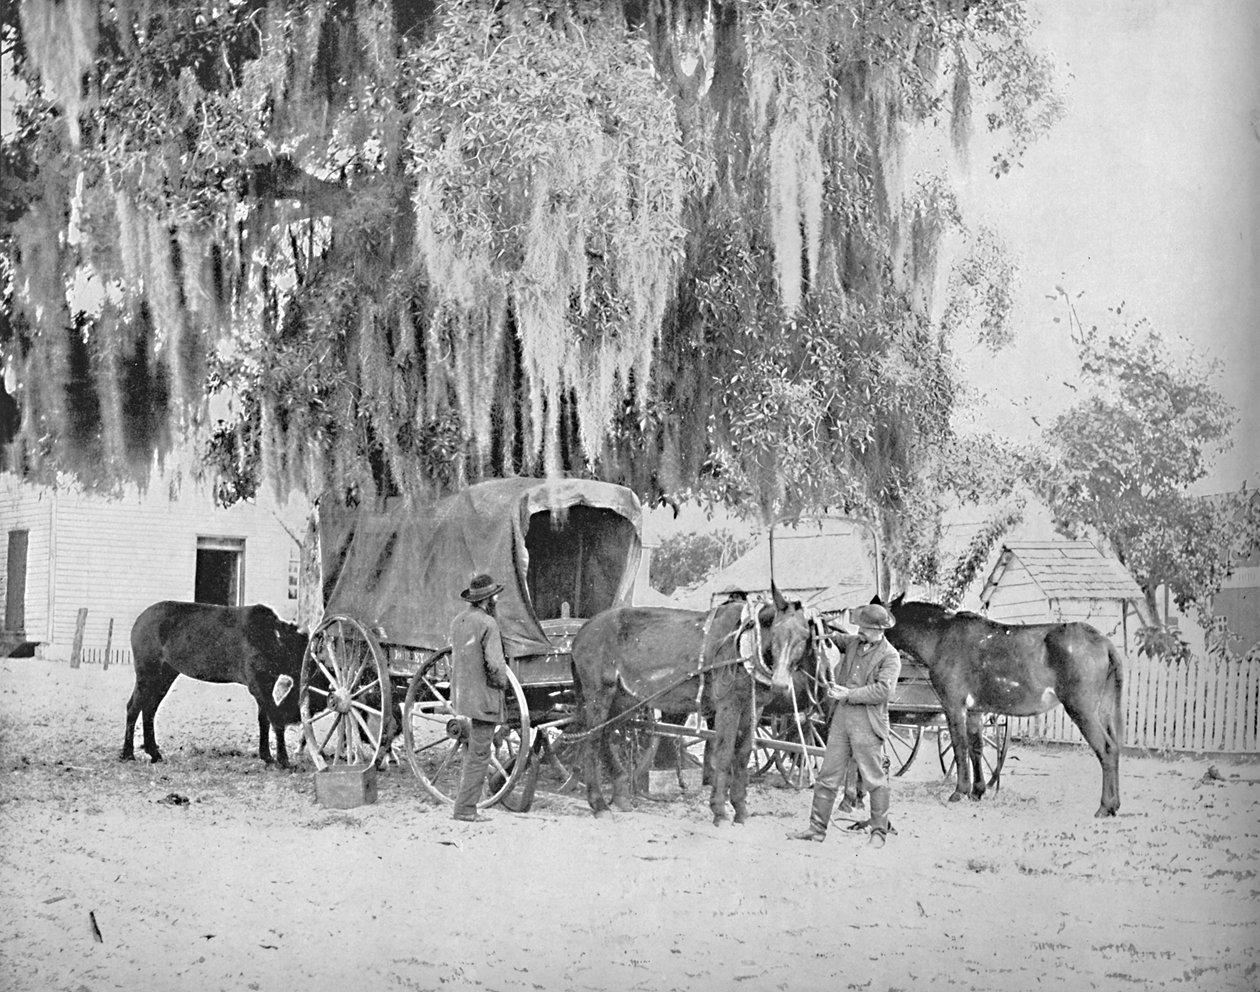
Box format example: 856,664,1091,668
570,586,816,824
122,601,310,768
880,596,1123,817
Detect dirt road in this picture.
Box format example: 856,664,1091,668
1,657,1256,991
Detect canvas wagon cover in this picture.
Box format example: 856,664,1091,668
317,479,642,658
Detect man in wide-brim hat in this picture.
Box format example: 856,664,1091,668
789,602,901,848
449,573,509,822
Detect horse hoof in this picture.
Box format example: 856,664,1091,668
712,815,730,828
613,800,633,814
1095,807,1118,818
593,808,614,820
948,791,964,803
119,752,134,762
733,814,747,826
970,792,984,802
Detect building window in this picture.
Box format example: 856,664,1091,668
195,537,245,606
5,530,28,633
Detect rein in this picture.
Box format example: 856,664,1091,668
558,642,753,744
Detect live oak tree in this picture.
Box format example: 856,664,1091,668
0,0,1060,582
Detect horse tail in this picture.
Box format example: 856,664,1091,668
1105,641,1125,748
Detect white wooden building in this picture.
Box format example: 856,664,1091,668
978,540,1149,651
1,473,309,663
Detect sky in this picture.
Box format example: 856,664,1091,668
950,0,1259,496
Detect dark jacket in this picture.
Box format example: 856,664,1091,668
450,605,509,723
834,634,902,740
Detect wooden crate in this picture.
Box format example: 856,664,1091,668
314,764,379,809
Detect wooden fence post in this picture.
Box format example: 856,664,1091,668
70,608,88,669
103,618,114,671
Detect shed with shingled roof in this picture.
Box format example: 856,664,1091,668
979,541,1150,650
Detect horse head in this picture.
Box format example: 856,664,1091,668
760,582,814,694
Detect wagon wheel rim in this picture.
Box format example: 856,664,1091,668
770,717,827,790
751,723,780,778
937,713,1009,789
402,653,531,809
299,615,389,772
886,723,923,777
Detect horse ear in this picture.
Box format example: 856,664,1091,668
871,593,883,606
892,592,905,608
771,582,788,612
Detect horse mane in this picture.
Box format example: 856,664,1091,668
900,600,983,621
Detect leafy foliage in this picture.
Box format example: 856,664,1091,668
651,529,755,596
1031,295,1258,632
1135,623,1193,666
1,0,1062,582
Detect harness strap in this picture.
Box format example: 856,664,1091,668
693,605,717,717
561,629,746,744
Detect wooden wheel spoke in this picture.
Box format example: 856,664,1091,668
346,716,366,759
434,745,461,776
412,736,453,756
350,677,381,700
333,627,350,680
315,658,338,691
306,685,330,698
351,708,378,742
318,713,342,754
342,642,368,689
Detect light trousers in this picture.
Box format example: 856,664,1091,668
817,704,889,793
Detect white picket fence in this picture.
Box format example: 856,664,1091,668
77,646,133,667
1011,652,1260,754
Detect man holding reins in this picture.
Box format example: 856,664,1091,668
449,572,510,823
788,603,901,848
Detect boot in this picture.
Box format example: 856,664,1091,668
867,786,890,848
788,785,836,842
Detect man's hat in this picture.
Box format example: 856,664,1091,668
852,603,895,629
460,573,504,602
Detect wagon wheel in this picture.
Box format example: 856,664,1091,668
402,651,532,809
885,723,924,777
768,715,828,790
299,615,391,771
530,716,581,789
937,714,1009,789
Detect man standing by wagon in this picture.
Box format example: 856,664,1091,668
788,603,901,847
450,572,510,823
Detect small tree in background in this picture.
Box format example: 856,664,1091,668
1031,293,1260,658
651,530,755,597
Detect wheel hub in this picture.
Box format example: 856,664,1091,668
331,688,352,713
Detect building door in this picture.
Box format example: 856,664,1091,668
5,530,27,633
195,537,245,606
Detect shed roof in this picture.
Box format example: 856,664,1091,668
980,541,1145,606
671,517,880,612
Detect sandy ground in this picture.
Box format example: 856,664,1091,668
0,657,1257,992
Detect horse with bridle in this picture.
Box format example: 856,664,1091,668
880,596,1123,817
569,585,819,825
